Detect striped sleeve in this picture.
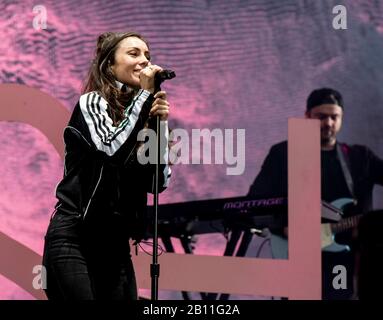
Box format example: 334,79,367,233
149,156,172,192
160,121,172,189
79,90,151,156
161,165,172,189
148,121,172,192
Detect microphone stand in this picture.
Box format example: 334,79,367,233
150,108,160,301
150,70,175,301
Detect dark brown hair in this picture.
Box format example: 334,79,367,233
83,32,149,125
306,88,344,111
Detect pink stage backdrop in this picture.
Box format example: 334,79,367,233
1,0,383,299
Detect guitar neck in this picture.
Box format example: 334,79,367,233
331,214,362,234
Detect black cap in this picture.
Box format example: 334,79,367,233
306,88,344,111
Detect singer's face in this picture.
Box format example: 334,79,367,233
111,36,150,89
305,104,343,148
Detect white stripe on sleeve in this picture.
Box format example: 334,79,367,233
79,90,151,156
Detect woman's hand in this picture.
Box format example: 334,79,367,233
149,91,170,121
139,64,162,94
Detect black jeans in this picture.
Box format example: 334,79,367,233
43,210,137,300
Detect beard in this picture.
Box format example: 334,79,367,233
321,128,336,146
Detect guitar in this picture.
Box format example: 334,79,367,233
270,198,361,259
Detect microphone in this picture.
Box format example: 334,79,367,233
154,69,176,89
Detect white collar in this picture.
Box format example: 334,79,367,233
115,80,124,90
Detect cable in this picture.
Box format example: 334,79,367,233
138,240,165,256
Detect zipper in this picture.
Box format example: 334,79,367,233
83,165,104,220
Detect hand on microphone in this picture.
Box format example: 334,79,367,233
149,91,170,121
139,64,162,94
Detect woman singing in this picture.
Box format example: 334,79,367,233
42,31,171,300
